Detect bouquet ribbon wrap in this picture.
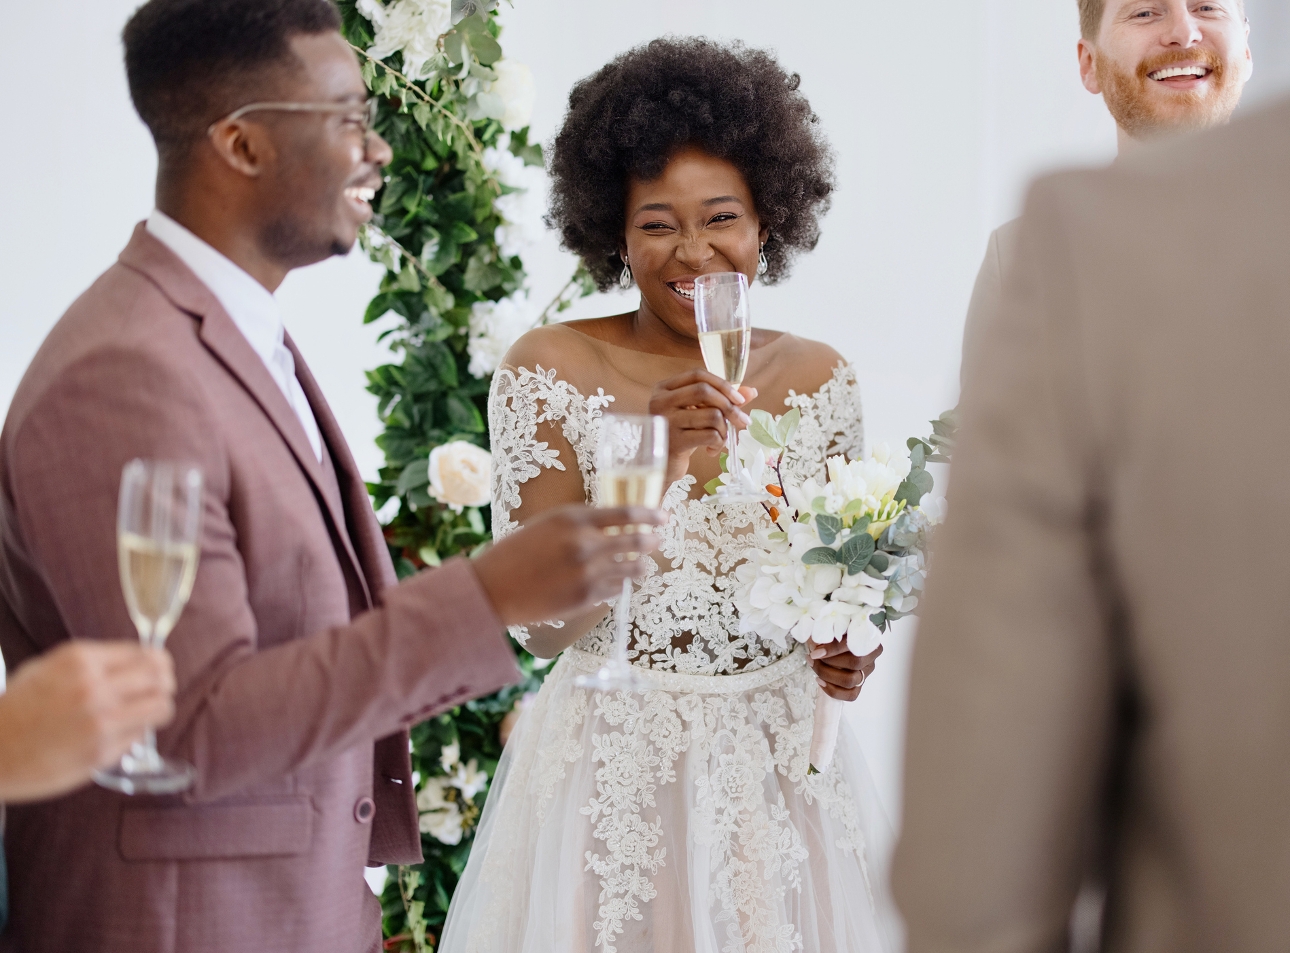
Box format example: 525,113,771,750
810,687,844,772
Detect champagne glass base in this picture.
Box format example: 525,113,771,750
574,663,651,693
93,757,196,796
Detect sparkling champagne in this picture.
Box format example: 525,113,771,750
698,327,750,387
118,532,198,644
598,466,666,508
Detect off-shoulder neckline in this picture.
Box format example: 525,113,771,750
542,321,801,362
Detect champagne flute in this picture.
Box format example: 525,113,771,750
693,271,766,504
575,414,667,693
93,460,202,795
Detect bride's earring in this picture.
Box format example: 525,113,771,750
619,255,633,290
757,243,769,277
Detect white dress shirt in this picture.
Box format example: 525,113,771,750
146,211,323,462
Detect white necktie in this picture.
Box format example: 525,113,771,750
272,343,323,463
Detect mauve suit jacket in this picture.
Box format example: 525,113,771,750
0,225,520,952
894,96,1290,951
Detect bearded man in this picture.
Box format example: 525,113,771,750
961,0,1253,376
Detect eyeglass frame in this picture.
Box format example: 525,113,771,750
206,97,379,138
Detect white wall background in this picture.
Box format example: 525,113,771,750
2,0,1287,818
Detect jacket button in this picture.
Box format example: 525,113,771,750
354,797,375,823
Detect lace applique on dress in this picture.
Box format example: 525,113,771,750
488,362,865,672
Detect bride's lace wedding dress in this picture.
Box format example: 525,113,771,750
439,326,899,953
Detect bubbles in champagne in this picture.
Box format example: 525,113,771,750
118,533,198,644
698,328,750,387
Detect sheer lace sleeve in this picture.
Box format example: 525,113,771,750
782,363,865,482
488,360,614,649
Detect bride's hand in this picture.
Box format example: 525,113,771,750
648,369,758,485
809,641,883,702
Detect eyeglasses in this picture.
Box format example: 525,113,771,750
207,97,379,138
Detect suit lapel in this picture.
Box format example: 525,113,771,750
118,225,372,607
286,334,395,602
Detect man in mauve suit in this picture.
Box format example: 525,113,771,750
894,94,1290,950
0,1,662,950
962,0,1252,380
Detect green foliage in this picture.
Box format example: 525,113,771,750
337,3,589,949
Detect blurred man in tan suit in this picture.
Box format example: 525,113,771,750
895,92,1290,952
962,0,1252,377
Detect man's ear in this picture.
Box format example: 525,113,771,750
1077,38,1102,95
206,121,272,178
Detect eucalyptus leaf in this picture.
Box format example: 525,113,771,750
776,407,801,446
748,410,781,450
802,546,839,566
815,514,842,545
837,533,875,575
868,551,890,574
468,30,502,65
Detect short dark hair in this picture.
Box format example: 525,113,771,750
548,38,835,290
123,0,342,161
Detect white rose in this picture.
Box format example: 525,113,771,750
416,776,451,813
360,0,452,81
482,143,549,259
418,802,465,845
449,758,489,802
489,60,536,132
467,292,539,378
428,441,492,510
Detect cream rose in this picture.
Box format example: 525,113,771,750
428,441,493,510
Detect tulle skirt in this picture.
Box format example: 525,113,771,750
438,646,901,953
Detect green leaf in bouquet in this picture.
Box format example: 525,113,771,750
867,551,890,574
776,408,801,447
704,476,723,496
468,30,502,65
909,442,926,469
841,499,867,518
811,496,829,515
797,512,811,523
443,30,468,65
748,410,781,450
801,546,838,565
719,451,729,473
815,513,842,545
767,531,787,542
896,469,934,507
837,533,875,575
870,610,889,631
418,545,442,567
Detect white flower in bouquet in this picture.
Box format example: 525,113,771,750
358,0,452,81
428,441,493,510
467,291,539,378
490,60,537,132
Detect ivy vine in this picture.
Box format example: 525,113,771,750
336,2,590,949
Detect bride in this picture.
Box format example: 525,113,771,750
440,38,898,953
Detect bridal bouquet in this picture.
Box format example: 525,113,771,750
731,409,953,771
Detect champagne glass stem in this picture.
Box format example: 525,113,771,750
139,727,162,772
615,577,632,668
727,424,741,489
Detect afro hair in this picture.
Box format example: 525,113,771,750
548,37,836,291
